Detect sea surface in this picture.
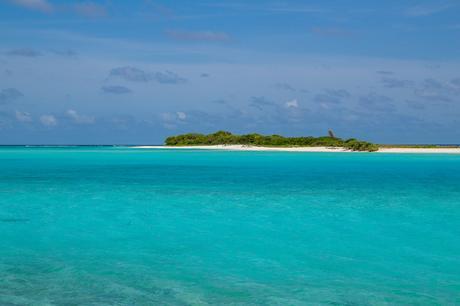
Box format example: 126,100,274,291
1,147,459,305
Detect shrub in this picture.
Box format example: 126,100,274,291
165,131,379,151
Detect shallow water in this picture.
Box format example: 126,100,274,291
1,147,459,305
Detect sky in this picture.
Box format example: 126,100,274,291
1,0,460,144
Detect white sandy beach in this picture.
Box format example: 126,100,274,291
376,148,460,154
133,145,460,154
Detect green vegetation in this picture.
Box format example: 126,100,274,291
165,131,379,152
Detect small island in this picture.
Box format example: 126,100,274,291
165,131,379,152
132,131,460,153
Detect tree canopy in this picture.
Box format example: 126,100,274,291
165,131,379,152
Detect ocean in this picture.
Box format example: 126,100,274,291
1,147,459,305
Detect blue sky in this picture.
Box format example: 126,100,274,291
1,0,460,144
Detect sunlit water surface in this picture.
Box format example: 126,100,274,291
1,147,459,305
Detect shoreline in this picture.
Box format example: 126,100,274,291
133,145,460,154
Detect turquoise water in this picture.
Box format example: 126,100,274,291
1,147,460,305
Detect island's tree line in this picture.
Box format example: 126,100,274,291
165,131,379,152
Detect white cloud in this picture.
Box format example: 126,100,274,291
66,109,95,124
15,111,32,122
160,111,187,129
285,99,298,108
176,111,187,120
40,114,57,126
160,112,174,122
9,0,53,13
160,113,176,129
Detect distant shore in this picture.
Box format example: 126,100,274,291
133,145,460,154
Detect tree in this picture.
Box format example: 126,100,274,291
165,131,379,151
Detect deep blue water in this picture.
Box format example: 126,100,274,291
1,147,459,305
